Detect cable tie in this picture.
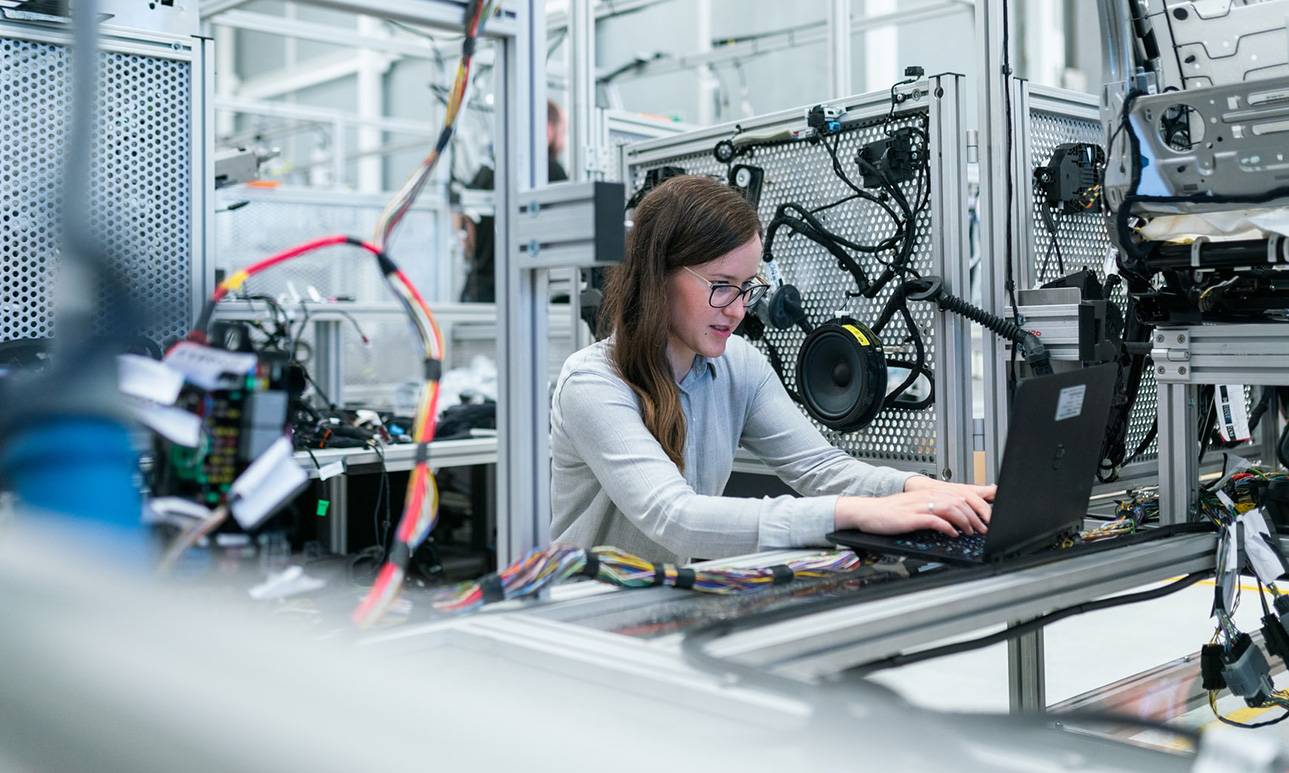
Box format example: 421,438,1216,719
424,357,442,381
462,36,477,58
652,564,665,586
388,541,412,569
376,252,398,276
478,572,506,604
433,126,453,155
580,553,600,578
414,443,431,464
674,567,696,590
769,564,795,585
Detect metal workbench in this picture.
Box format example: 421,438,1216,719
368,528,1223,717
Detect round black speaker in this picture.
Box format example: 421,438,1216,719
796,319,887,431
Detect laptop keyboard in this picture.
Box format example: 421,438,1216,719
892,529,987,560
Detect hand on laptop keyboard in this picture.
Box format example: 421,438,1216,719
835,489,990,538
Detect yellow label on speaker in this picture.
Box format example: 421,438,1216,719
841,324,870,346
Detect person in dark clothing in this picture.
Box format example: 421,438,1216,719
459,99,569,302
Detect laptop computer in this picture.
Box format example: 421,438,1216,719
829,364,1117,566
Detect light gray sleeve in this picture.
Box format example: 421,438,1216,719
556,371,840,556
739,346,917,516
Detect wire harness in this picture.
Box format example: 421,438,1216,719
184,235,446,626
433,546,866,614
174,1,493,624
372,0,494,251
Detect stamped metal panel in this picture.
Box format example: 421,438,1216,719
624,75,972,481
0,21,207,349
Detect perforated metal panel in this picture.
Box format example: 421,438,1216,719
0,34,196,347
625,78,970,476
213,189,441,303
1024,103,1160,470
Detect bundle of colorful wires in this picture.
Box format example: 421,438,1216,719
433,544,592,613
372,0,494,250
1081,491,1159,542
433,546,867,613
184,234,445,626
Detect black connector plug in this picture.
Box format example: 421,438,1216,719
1261,613,1289,663
806,104,845,137
1201,643,1227,691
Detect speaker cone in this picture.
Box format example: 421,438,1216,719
796,319,887,431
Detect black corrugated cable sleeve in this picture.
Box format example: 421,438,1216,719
912,279,1054,376
763,213,871,293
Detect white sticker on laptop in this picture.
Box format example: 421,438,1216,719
1054,384,1087,422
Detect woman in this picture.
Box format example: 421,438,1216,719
550,175,993,564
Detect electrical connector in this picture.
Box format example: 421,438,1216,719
1222,633,1276,706
806,104,846,137
856,128,920,189
1201,643,1228,691
1260,614,1289,663
1258,596,1289,666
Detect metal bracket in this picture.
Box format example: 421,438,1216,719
1152,329,1192,382
1154,323,1289,385
515,180,626,270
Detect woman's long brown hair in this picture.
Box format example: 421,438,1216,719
600,175,762,472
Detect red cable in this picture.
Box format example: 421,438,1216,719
211,235,372,301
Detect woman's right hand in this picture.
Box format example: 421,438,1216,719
834,491,988,538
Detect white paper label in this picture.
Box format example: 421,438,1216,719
1214,384,1251,442
118,354,184,405
229,437,308,530
164,341,258,391
126,397,202,447
248,566,327,601
1242,509,1288,584
1103,247,1120,278
317,461,345,481
144,497,213,525
1216,489,1238,513
1055,384,1087,422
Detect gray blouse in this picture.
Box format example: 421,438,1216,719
549,335,916,564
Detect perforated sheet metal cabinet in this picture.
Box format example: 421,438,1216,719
0,13,210,350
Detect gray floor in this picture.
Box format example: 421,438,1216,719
869,580,1289,743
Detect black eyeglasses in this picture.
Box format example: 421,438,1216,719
682,266,772,309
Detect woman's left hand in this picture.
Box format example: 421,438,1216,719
903,476,996,526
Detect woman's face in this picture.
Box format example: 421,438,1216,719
666,235,762,363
